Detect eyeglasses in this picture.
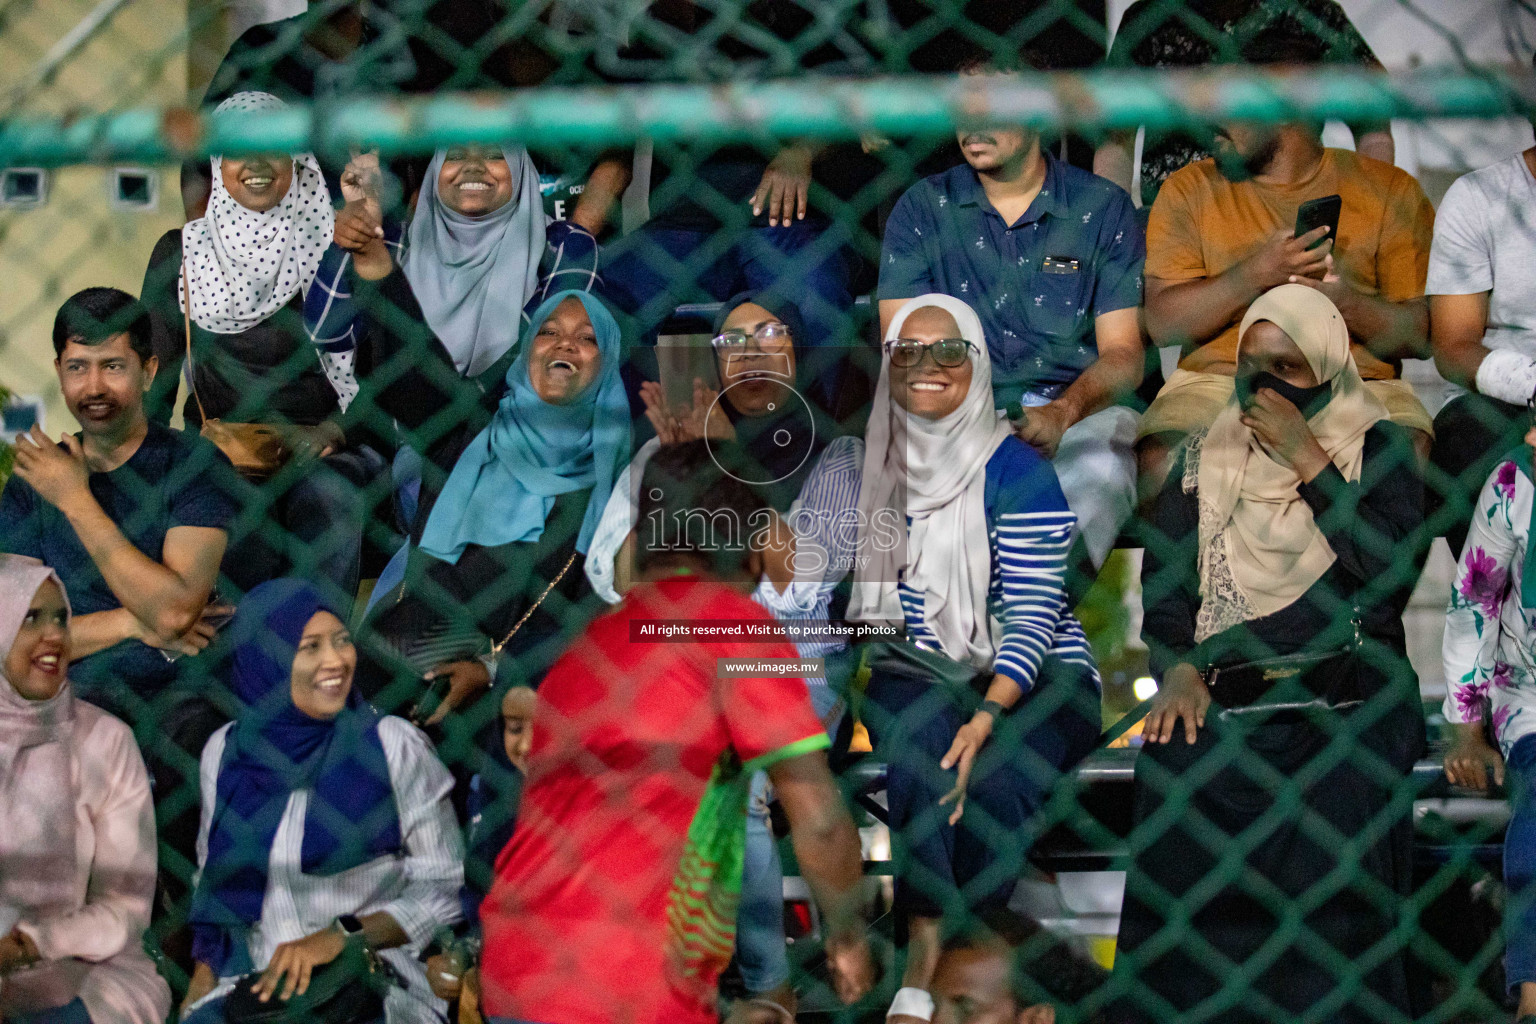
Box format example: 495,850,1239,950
711,321,793,353
884,337,977,368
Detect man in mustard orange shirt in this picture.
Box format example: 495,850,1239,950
1136,32,1435,500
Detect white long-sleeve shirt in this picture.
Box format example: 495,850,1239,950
191,716,464,1024
584,436,864,684
1443,458,1536,756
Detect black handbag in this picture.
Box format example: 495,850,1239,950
1207,647,1361,711
223,941,395,1024
865,638,989,696
1205,612,1365,717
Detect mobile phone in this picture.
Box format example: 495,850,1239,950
201,607,235,630
412,673,453,726
1294,194,1342,251
656,334,717,410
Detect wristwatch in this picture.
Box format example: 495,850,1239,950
334,914,366,945
977,699,1007,721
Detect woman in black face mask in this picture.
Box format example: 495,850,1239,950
1111,284,1428,1023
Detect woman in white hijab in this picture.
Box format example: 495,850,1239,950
1115,284,1426,1023
851,295,1101,1024
141,90,395,605
0,555,169,1024
146,91,337,434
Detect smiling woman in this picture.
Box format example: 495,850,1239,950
0,555,171,1024
400,144,547,380
139,91,401,607
850,295,1101,1020
354,290,631,725
525,295,602,404
182,578,463,1024
218,152,295,214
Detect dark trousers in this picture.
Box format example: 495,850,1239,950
5,999,92,1024
221,444,390,609
1429,393,1529,559
1507,734,1536,991
1113,696,1419,1023
864,657,1100,918
599,220,856,412
183,996,381,1024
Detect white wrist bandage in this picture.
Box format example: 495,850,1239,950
888,986,935,1021
1475,348,1536,407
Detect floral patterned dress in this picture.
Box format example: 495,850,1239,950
1443,457,1536,756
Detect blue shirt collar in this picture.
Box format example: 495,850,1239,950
951,150,1068,226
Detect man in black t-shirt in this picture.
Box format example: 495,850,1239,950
4,289,239,886
1,288,234,718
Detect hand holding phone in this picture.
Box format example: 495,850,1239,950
1294,194,1341,254
1242,226,1332,291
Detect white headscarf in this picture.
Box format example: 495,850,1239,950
850,294,1013,670
1194,284,1389,641
404,146,547,378
0,555,78,924
179,91,334,334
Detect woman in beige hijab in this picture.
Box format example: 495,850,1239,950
1113,284,1427,1023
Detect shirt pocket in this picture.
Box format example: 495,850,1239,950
1025,267,1091,339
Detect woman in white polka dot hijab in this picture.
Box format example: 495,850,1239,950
179,91,335,334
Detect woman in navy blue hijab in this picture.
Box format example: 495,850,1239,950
183,579,462,1024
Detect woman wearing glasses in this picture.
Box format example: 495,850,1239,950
851,294,1101,1024
585,291,860,1020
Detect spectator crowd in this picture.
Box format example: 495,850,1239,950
6,2,1536,1023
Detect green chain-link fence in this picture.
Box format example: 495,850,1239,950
4,1,1536,1022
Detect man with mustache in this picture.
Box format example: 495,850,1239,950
878,50,1146,575
0,288,235,808
1134,31,1436,504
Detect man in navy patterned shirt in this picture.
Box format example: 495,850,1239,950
878,55,1147,570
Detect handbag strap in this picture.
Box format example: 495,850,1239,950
181,260,211,425
491,551,578,656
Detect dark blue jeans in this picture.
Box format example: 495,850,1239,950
599,219,855,409
1508,733,1536,991
864,657,1100,918
5,999,91,1024
222,444,390,610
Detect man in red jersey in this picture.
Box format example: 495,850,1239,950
479,442,873,1024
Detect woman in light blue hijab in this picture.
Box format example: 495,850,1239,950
421,289,630,562
357,290,631,720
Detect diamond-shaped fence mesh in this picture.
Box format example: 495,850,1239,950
3,2,1536,1023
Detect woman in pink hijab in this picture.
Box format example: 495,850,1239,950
0,554,169,1024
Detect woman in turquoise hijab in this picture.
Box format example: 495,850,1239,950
357,289,630,725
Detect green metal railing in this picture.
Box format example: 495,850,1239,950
2,66,1532,165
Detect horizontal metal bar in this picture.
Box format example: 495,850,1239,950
848,747,1478,797
2,65,1532,167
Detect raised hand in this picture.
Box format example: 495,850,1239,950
751,144,813,228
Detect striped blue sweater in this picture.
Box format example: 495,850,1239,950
898,435,1098,692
